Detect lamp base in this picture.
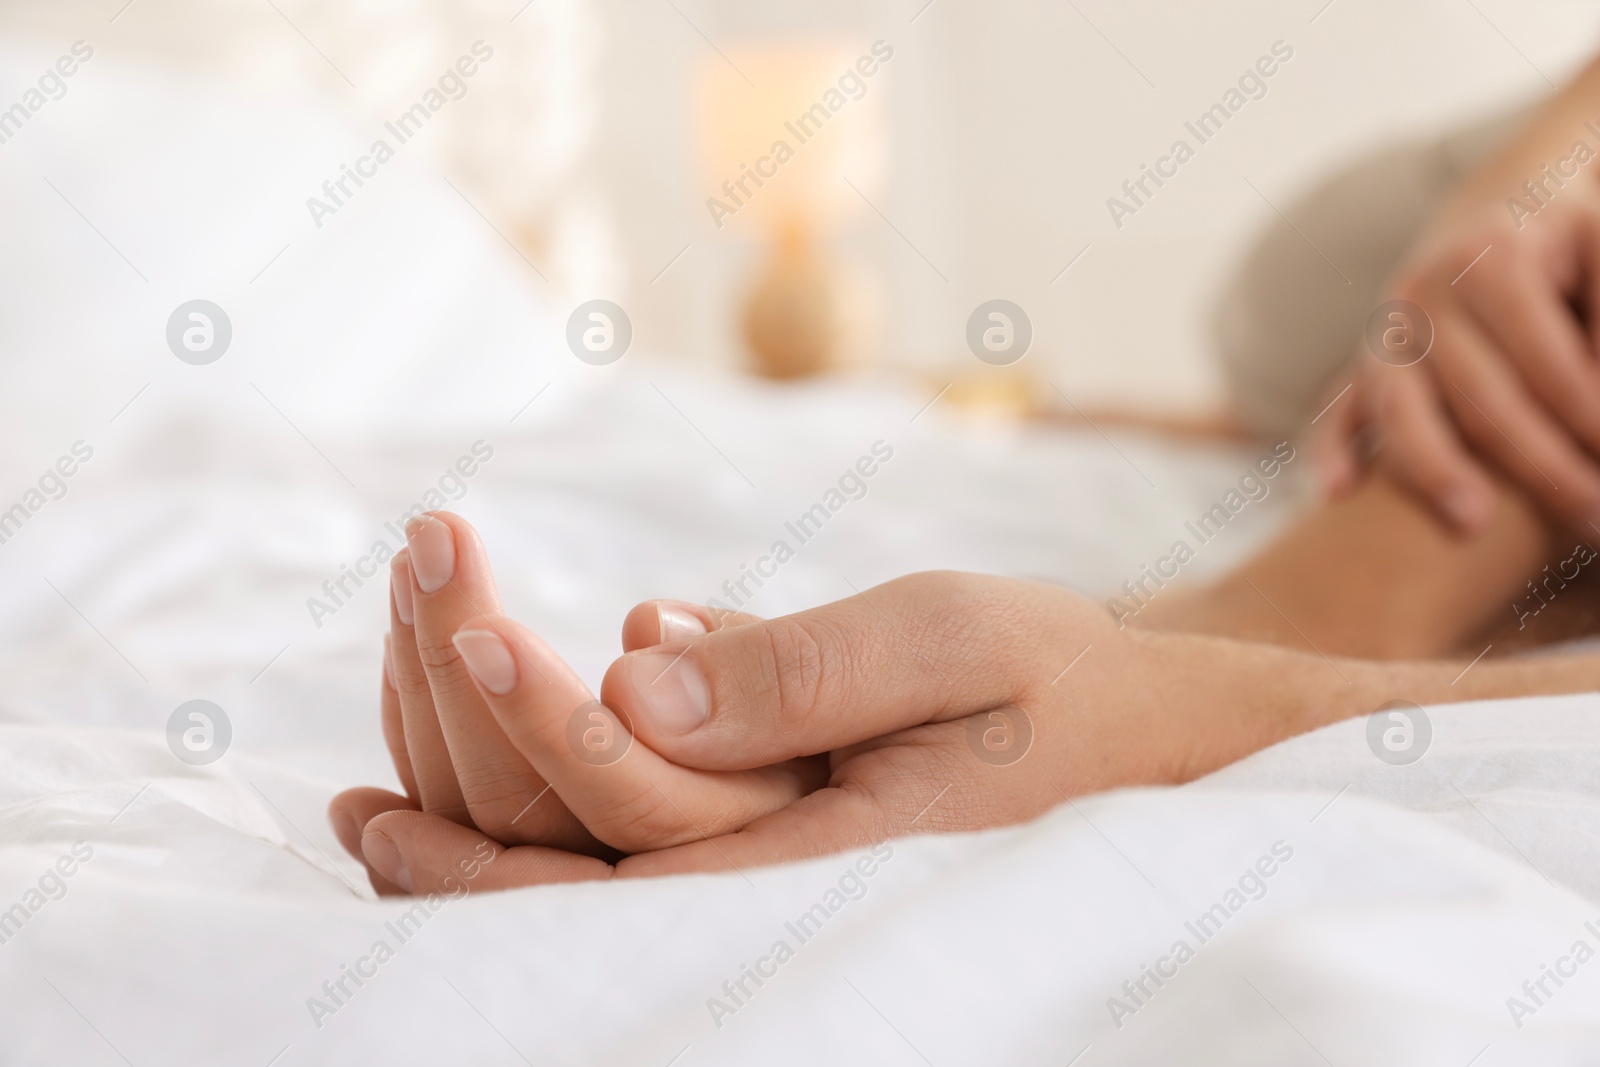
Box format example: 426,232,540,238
741,220,843,380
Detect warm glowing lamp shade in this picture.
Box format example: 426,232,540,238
695,42,887,235
696,42,889,379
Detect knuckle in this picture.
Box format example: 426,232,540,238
405,636,486,708
889,571,1040,678
459,767,537,814
392,660,433,700
885,571,1008,649
888,568,981,602
414,633,466,673
589,787,694,852
754,614,835,725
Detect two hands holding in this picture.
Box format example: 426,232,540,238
328,512,1213,895
328,508,1569,895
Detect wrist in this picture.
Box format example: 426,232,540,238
1127,628,1416,781
1137,627,1600,785
1122,628,1325,780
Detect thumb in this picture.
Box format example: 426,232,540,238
600,572,1040,770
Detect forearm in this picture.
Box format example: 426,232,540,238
1139,625,1600,782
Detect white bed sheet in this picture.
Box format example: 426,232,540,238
4,701,1600,1066
1,378,1597,1065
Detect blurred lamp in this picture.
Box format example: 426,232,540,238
697,42,886,379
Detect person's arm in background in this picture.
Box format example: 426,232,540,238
1317,52,1600,532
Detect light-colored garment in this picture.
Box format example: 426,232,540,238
1215,107,1533,436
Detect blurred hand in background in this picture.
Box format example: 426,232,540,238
1316,51,1600,534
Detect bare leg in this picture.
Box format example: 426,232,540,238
1134,465,1597,659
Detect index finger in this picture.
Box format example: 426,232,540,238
1459,251,1600,460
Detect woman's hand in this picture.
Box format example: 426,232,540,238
1316,68,1600,533
327,511,823,894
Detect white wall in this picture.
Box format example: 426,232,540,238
8,0,1599,416
583,0,1600,413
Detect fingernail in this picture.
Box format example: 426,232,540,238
656,605,708,644
453,629,518,695
383,634,397,690
625,650,710,735
405,514,455,594
362,830,411,892
391,553,415,625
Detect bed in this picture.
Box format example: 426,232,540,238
4,39,1600,1066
